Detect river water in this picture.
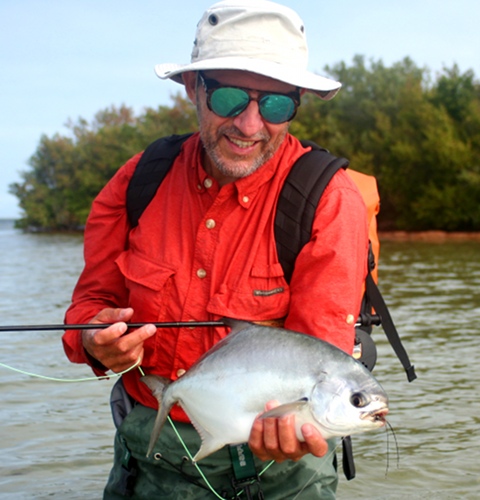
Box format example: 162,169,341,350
0,219,479,499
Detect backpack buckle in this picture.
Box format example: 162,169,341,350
231,476,264,500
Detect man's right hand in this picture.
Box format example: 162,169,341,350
82,307,156,373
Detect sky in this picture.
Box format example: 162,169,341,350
1,0,479,219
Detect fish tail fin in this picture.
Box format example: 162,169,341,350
141,375,172,457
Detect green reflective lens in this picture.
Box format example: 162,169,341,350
210,88,250,118
259,94,297,124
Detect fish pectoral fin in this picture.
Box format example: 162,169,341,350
260,398,309,420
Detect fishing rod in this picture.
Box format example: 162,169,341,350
0,321,227,333
0,314,381,333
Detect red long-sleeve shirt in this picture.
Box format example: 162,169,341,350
63,133,368,421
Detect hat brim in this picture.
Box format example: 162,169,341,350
155,58,341,100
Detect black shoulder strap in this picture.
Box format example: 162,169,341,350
275,141,416,383
365,272,417,382
274,140,349,283
126,133,193,227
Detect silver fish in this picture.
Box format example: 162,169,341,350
142,319,388,462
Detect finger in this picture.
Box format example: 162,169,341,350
277,414,303,457
249,405,280,462
116,323,157,352
248,413,266,454
301,424,329,458
249,418,285,462
84,321,130,347
110,346,145,373
90,307,133,325
263,414,282,450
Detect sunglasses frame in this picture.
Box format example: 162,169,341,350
198,71,301,124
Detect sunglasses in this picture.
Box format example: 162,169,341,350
198,72,301,124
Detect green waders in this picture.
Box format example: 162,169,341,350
103,403,339,499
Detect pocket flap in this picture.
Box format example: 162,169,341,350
115,251,175,291
250,262,285,278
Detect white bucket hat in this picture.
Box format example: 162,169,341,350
155,0,341,100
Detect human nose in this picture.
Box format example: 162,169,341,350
231,100,265,137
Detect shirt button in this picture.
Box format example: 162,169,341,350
346,314,355,325
242,196,249,203
176,369,186,377
205,219,216,229
204,178,213,188
197,268,207,279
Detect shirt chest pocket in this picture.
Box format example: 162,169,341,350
207,263,290,321
115,250,176,320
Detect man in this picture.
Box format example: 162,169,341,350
63,0,368,498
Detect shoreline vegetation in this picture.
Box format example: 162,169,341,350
1,219,479,242
379,231,480,242
7,57,480,233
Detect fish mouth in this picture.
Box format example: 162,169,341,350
361,406,389,423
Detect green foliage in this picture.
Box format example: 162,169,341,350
10,58,480,231
11,96,197,230
292,56,480,230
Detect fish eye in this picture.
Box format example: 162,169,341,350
350,392,369,408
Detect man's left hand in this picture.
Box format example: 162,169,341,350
248,400,329,462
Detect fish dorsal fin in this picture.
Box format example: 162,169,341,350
221,317,252,334
259,398,309,420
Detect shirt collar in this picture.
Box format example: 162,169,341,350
188,132,302,206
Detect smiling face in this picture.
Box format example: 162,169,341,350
183,70,298,185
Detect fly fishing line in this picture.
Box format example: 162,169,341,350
135,366,276,499
1,359,276,499
0,358,141,382
166,412,275,500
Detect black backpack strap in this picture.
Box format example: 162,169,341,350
341,436,356,480
365,272,417,382
126,133,193,227
274,140,349,283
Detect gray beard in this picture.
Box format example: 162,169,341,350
200,126,285,179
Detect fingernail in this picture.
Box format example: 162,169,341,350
124,307,134,316
302,425,313,437
146,324,157,335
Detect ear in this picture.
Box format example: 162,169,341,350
182,71,198,105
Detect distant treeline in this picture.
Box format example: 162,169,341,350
10,56,480,231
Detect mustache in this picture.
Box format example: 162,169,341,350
218,125,271,142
